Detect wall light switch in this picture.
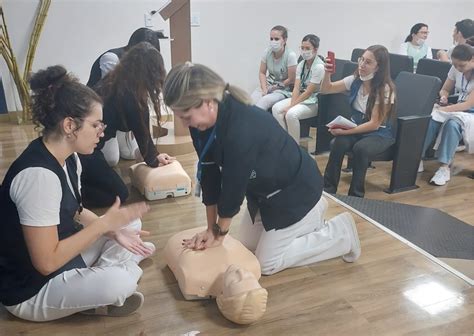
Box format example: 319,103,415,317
144,13,153,27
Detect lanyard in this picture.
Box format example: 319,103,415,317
196,127,217,182
300,61,311,88
459,71,472,102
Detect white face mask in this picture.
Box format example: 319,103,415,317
359,72,375,81
301,50,314,61
416,38,425,46
270,40,282,52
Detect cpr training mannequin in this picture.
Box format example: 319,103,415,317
216,265,268,325
164,227,261,299
129,160,191,200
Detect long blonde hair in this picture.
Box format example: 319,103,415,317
163,62,251,111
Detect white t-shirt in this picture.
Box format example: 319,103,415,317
447,66,474,103
295,58,325,88
261,47,298,85
99,52,120,78
343,75,395,114
9,153,82,227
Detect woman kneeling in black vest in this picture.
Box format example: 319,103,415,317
0,66,154,321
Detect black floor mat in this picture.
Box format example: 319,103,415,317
332,194,474,260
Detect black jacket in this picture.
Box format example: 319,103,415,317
86,47,126,88
0,138,86,305
191,95,323,231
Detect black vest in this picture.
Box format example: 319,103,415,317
0,138,86,306
86,47,126,87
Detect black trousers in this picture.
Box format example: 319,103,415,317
78,149,129,208
323,134,395,197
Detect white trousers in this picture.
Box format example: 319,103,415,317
101,131,139,167
238,197,351,275
5,219,144,322
250,87,286,111
272,98,318,143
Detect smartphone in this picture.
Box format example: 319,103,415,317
327,51,336,74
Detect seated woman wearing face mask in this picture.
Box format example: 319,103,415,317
321,45,397,198
398,23,432,71
250,25,297,111
272,34,325,143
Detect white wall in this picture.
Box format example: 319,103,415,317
1,0,473,111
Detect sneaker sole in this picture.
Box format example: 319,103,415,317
107,292,144,317
81,292,144,317
340,213,361,263
429,177,450,186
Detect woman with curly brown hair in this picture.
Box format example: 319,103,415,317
80,41,174,207
0,65,153,321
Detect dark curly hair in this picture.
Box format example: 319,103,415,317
29,65,102,138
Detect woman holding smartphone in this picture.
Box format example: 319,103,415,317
320,45,397,198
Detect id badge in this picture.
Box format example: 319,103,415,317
194,180,202,197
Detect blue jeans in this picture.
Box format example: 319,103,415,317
421,118,463,165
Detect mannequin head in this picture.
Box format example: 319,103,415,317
216,265,268,325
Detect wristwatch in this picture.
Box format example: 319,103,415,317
212,223,229,237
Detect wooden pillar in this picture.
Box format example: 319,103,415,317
157,0,193,154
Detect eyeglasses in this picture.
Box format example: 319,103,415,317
358,57,376,67
82,119,107,133
270,37,280,41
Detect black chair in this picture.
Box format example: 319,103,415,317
330,72,442,193
351,48,414,79
312,62,358,154
416,58,451,85
300,58,355,139
350,48,365,63
431,48,447,60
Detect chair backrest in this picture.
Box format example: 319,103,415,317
394,71,442,119
415,58,451,85
351,48,414,79
389,53,414,79
331,58,351,81
342,61,358,78
350,48,365,62
431,48,447,60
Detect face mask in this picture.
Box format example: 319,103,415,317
270,40,282,52
359,72,375,81
416,38,425,46
301,50,314,61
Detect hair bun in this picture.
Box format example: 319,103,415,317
29,65,67,91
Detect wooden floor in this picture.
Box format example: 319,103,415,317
1,123,473,335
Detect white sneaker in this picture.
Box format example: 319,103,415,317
455,145,466,152
430,166,450,186
418,160,424,173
